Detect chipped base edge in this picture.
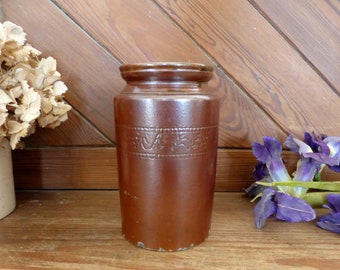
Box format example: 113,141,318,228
136,241,195,252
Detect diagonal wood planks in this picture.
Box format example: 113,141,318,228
253,0,340,94
2,0,339,190
156,0,340,136
54,0,286,147
3,0,123,143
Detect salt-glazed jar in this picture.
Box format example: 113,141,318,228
114,62,220,251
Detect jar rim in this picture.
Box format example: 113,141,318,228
120,62,213,83
120,62,213,72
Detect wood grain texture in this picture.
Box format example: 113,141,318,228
53,0,287,147
0,190,338,269
55,0,212,64
12,147,340,191
3,0,123,143
253,0,340,94
213,67,287,146
12,147,118,189
2,0,340,189
156,0,340,136
23,109,112,146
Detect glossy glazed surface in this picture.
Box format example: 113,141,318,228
115,63,219,251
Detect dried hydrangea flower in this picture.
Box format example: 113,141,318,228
0,21,71,149
0,21,26,47
14,81,41,123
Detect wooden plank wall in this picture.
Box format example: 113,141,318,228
3,0,340,191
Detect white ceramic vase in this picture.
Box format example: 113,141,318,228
0,138,16,219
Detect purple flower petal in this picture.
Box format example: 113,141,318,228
317,194,340,234
246,157,276,199
328,165,340,173
245,163,271,197
275,192,316,222
303,152,339,166
254,188,277,229
252,142,270,164
316,212,340,234
304,132,330,155
263,136,283,158
324,136,340,172
245,182,264,198
292,157,321,196
252,137,291,193
294,157,320,182
252,136,282,163
325,194,340,213
268,158,292,184
285,133,337,165
284,134,312,154
323,136,340,157
253,162,269,181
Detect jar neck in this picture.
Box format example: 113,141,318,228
125,82,210,94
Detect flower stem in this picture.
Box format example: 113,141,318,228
256,181,340,192
302,192,340,208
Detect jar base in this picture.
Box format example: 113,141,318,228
123,234,209,252
0,202,16,220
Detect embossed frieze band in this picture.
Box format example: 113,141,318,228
120,125,218,159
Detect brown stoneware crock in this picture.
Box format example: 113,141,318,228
114,62,220,251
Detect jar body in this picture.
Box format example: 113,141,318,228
114,63,219,251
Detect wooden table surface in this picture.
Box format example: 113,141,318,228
0,191,338,269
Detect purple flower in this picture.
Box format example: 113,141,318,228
284,133,340,196
254,188,277,228
291,155,322,196
253,162,269,181
254,188,316,229
325,193,340,213
249,136,316,228
285,132,340,170
252,136,291,193
316,194,340,234
316,213,340,234
275,192,316,222
323,136,340,172
245,162,270,197
247,134,340,230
